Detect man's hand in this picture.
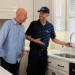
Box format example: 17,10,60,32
34,38,45,45
26,35,45,45
64,42,70,47
19,50,24,59
52,38,70,47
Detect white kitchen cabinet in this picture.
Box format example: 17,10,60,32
57,72,68,75
48,57,55,68
47,67,69,75
0,66,13,75
55,59,69,72
56,68,69,75
47,69,56,75
47,67,56,75
47,57,69,75
0,0,19,19
19,51,29,75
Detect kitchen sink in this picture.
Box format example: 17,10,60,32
53,53,75,58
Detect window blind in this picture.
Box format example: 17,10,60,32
67,0,75,43
53,0,65,31
68,0,75,32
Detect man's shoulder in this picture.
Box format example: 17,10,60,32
4,19,11,23
29,20,38,27
47,21,54,27
2,20,12,27
31,20,38,24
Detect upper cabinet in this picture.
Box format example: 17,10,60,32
0,0,19,19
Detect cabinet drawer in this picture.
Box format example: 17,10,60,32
47,68,56,75
55,60,69,72
48,57,55,67
47,67,69,75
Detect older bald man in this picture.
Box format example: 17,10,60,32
0,8,27,75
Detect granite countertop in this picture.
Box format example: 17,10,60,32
24,46,75,63
47,49,75,63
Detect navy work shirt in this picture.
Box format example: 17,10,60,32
26,19,56,48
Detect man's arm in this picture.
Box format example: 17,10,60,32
50,25,70,47
26,35,45,45
26,22,45,45
19,34,45,58
52,38,70,46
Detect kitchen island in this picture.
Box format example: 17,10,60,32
0,66,13,75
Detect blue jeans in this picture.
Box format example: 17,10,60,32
27,49,47,75
1,58,20,75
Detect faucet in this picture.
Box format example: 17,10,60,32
70,32,75,47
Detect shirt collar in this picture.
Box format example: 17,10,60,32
38,19,49,26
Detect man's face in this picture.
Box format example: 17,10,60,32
39,12,49,20
20,12,27,23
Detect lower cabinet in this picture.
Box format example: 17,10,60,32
47,68,56,75
46,57,69,75
56,70,69,75
47,67,69,75
57,72,68,75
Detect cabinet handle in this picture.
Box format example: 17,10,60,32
57,64,64,68
52,72,56,75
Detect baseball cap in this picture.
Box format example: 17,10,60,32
37,7,50,14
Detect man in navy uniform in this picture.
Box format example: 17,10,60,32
26,7,70,75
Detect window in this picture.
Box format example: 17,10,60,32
67,0,75,44
52,0,66,31
67,0,75,33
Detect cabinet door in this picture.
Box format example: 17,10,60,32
47,69,56,75
0,0,19,19
0,0,19,9
47,69,68,75
48,57,55,68
57,73,64,75
47,68,56,75
55,67,69,75
55,59,69,72
57,72,68,75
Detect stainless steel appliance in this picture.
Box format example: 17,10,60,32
69,62,75,75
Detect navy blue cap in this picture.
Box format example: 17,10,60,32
37,7,50,14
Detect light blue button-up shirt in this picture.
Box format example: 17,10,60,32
0,19,25,64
